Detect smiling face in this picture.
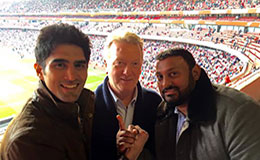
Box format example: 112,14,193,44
34,44,88,103
155,56,199,106
106,41,143,97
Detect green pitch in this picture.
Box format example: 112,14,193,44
0,55,106,119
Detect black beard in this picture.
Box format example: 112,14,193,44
162,85,187,107
163,71,195,107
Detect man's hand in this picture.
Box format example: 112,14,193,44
116,115,137,153
116,115,149,160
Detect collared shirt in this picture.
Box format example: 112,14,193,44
174,107,189,144
107,82,138,128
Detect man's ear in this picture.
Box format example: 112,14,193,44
192,64,201,81
34,63,44,80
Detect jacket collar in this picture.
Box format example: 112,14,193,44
188,69,216,123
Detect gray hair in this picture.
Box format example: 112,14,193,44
103,30,143,60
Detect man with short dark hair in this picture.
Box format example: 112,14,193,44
0,23,95,160
118,48,260,160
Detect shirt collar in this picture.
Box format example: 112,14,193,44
174,107,182,115
107,81,138,106
174,107,189,120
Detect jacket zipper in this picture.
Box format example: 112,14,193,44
76,103,87,143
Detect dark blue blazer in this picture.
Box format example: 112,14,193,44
91,76,162,160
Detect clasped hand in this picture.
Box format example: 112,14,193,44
116,115,149,160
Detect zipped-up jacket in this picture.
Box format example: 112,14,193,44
0,81,95,160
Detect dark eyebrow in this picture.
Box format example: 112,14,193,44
51,59,87,64
51,59,68,63
74,60,87,64
155,67,179,75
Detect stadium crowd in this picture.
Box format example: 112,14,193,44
82,22,260,65
84,23,248,88
0,29,37,58
1,26,244,89
0,0,259,90
0,0,259,13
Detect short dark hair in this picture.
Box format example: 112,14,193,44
155,48,196,70
35,23,91,68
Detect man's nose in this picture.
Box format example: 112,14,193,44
65,66,76,81
162,76,172,88
122,65,131,75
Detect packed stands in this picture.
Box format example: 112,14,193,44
0,29,37,58
0,0,259,13
0,0,259,91
0,25,247,90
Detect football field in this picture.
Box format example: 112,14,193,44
0,54,106,119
